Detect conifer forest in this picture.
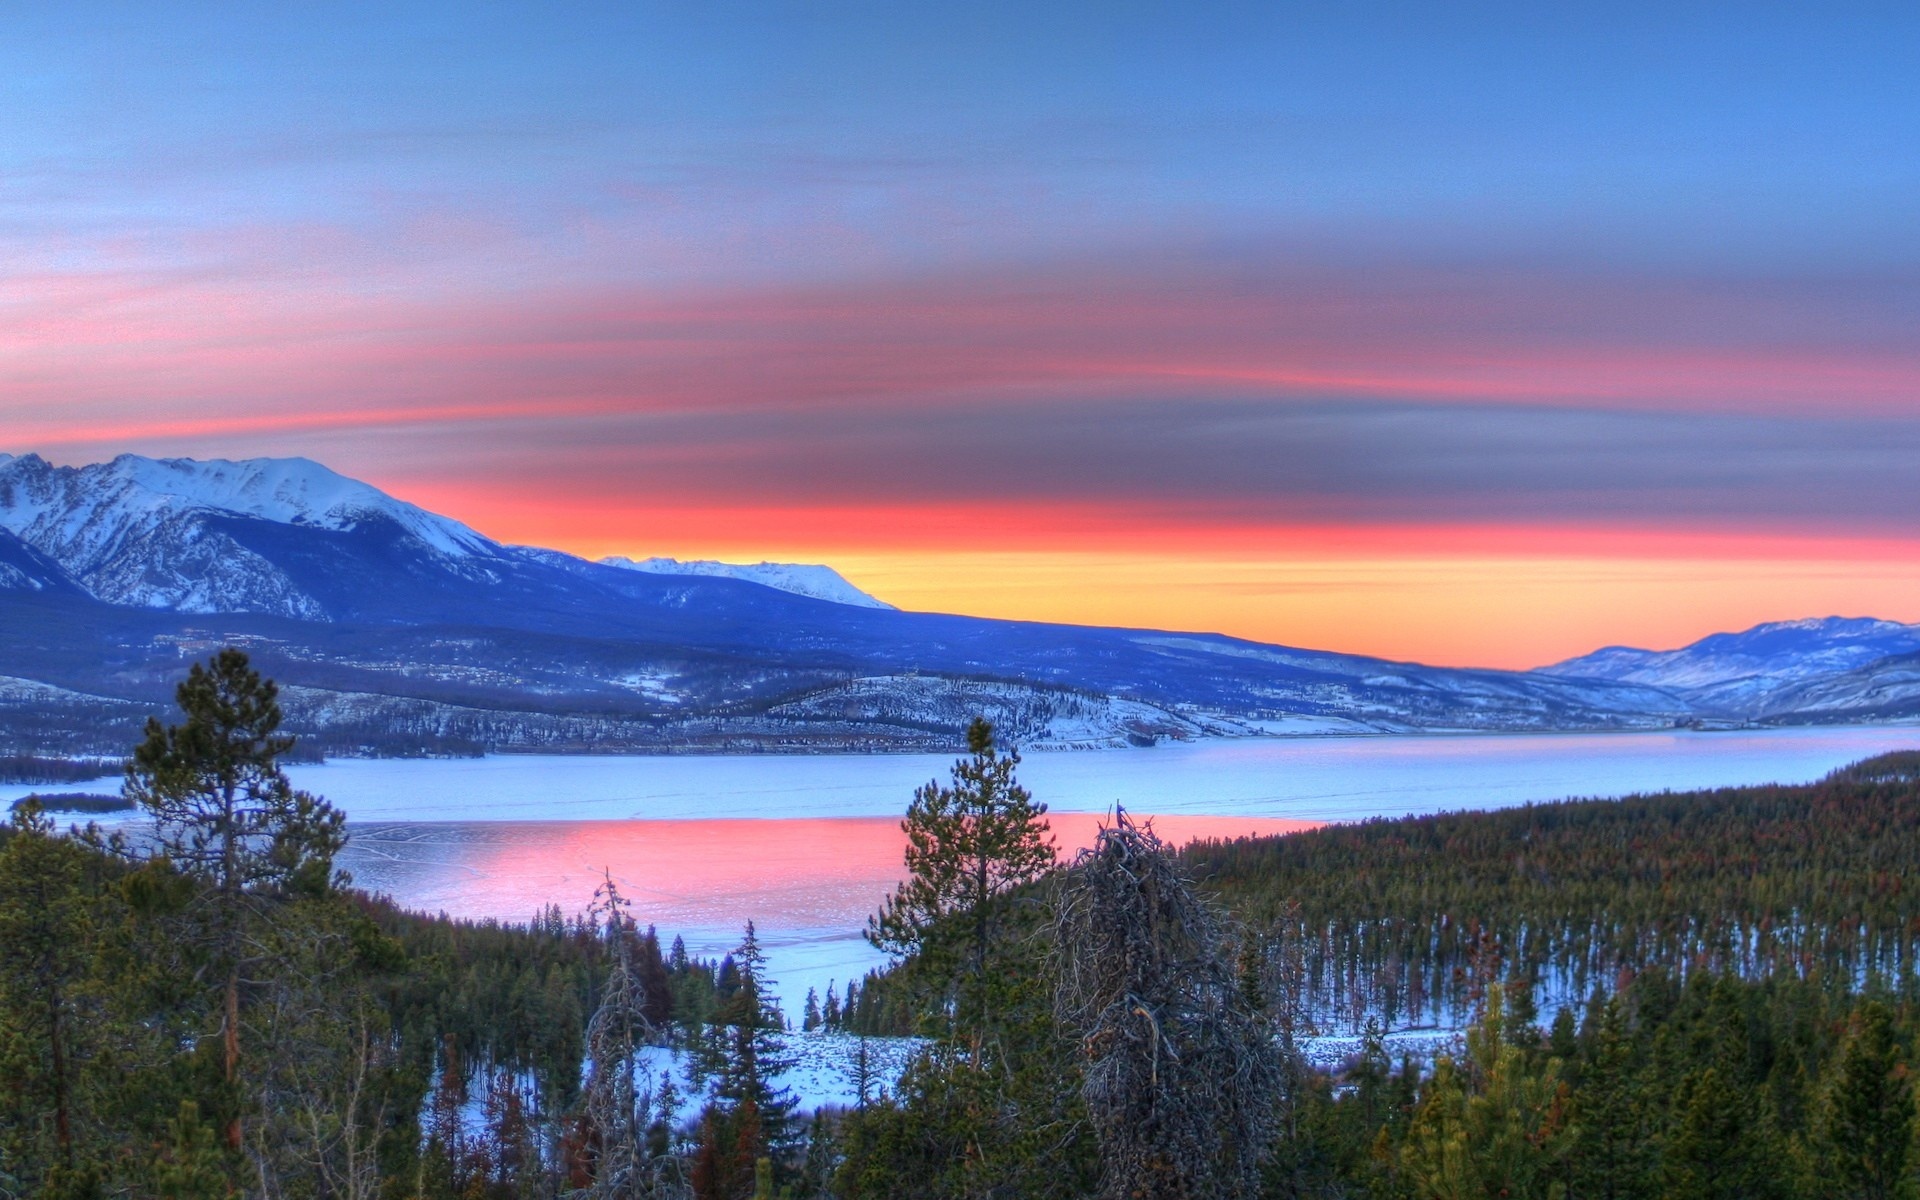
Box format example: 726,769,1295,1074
5,655,1920,1199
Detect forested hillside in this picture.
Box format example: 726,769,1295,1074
1183,749,1920,1031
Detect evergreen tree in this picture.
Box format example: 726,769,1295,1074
867,718,1054,1033
1570,996,1649,1200
1396,986,1572,1200
0,803,101,1185
695,922,797,1197
1813,1000,1915,1200
637,925,674,1027
1664,1063,1778,1200
148,1101,233,1200
123,648,346,1148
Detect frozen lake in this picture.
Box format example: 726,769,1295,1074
275,723,1920,825
11,725,1917,1013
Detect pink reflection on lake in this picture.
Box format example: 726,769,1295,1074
340,812,1318,932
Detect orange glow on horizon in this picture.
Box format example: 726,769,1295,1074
379,486,1920,670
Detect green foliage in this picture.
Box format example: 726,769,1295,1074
0,649,743,1199
1395,986,1572,1200
867,718,1055,1033
694,922,798,1199
123,649,349,1150
147,1101,233,1200
0,803,104,1190
1812,1000,1916,1200
126,648,345,899
14,676,1920,1200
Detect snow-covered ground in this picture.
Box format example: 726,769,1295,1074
1297,1028,1463,1073
631,1031,927,1119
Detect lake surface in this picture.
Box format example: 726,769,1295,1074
12,725,1917,1011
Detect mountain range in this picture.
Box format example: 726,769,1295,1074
1,451,1915,757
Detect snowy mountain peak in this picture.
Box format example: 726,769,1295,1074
0,452,507,616
0,453,498,561
112,454,495,557
600,555,894,609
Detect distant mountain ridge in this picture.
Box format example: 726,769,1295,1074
0,451,1913,757
599,556,893,609
1541,616,1920,717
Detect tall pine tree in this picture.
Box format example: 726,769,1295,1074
123,648,346,1148
867,718,1054,1033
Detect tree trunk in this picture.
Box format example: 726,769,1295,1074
48,981,72,1165
222,778,243,1150
225,964,242,1149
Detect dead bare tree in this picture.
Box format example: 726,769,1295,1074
574,873,686,1200
1050,809,1282,1200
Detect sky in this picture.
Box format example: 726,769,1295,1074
6,1,1920,668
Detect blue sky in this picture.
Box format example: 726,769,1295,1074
7,2,1920,664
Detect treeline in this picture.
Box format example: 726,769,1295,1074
803,971,920,1039
0,753,120,784
1182,754,1920,1032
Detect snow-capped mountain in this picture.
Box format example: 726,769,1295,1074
0,453,506,617
1539,616,1920,715
600,556,893,609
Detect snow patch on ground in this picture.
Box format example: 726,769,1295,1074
613,670,684,701
632,1032,926,1119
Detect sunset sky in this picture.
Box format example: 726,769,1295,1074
7,3,1920,668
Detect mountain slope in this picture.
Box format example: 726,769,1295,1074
1541,617,1920,715
1751,651,1920,722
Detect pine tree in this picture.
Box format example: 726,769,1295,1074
1664,1064,1770,1200
695,922,798,1196
638,925,674,1027
867,717,1054,1033
123,648,346,1149
1570,996,1648,1199
0,803,99,1183
1813,1000,1914,1200
147,1101,233,1200
851,1031,876,1112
